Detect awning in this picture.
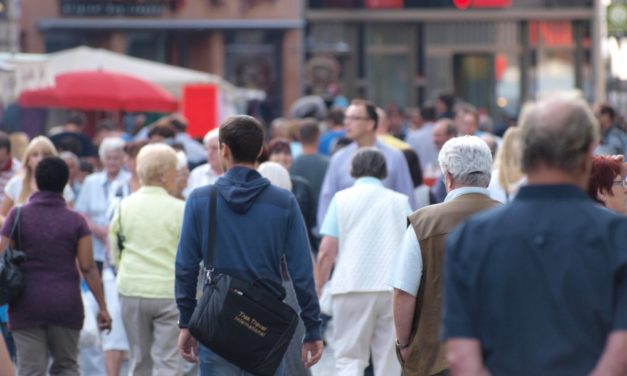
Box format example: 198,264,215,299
39,18,305,31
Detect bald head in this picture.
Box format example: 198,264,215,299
432,119,457,150
520,97,600,174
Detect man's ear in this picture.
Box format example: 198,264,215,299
369,120,377,133
444,171,454,191
220,142,229,159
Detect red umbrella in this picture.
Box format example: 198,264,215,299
19,70,178,112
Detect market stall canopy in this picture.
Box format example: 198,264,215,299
19,70,179,112
1,46,264,108
48,46,230,97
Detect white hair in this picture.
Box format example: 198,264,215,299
59,151,79,166
203,128,220,146
176,150,188,171
438,135,492,187
98,137,126,161
258,161,292,191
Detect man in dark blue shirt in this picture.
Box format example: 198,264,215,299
443,97,627,376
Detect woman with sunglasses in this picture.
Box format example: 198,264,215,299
587,155,627,214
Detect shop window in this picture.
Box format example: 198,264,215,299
126,31,166,63
365,24,414,107
528,21,576,98
225,30,281,121
44,31,107,53
307,23,355,101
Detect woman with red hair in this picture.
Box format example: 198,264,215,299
587,156,627,214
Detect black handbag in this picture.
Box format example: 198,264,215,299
0,207,25,306
188,186,299,376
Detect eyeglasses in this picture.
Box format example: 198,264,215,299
345,115,371,122
613,180,626,188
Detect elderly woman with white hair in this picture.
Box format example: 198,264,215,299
316,148,411,376
75,136,131,375
109,143,185,376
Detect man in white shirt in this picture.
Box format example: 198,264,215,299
389,136,499,376
186,128,223,195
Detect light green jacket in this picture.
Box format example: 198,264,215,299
109,186,185,299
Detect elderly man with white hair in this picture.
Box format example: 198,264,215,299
75,136,131,376
390,136,500,376
186,128,224,194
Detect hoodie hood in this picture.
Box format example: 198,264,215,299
215,167,271,213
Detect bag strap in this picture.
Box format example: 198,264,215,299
9,207,22,249
204,185,218,275
117,203,125,258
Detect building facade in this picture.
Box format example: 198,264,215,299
17,0,601,122
19,0,304,120
306,0,597,123
0,0,19,53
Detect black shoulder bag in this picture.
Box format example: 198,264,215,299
0,207,25,305
188,186,299,376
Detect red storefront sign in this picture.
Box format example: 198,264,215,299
364,0,403,9
453,0,511,9
182,84,218,139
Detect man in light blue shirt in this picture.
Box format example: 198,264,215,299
317,100,416,230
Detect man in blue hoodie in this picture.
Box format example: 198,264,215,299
175,115,323,375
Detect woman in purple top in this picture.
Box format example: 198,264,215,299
0,157,111,376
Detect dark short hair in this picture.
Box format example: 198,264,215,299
588,156,622,205
438,93,455,111
267,137,291,156
299,119,320,145
123,140,148,159
0,132,11,153
351,99,379,130
79,159,94,174
170,117,187,132
402,148,423,187
148,124,176,140
66,113,84,127
96,119,117,132
35,157,69,193
327,108,345,126
350,148,387,180
219,115,264,164
599,104,616,120
420,105,437,122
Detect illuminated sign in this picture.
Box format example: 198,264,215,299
453,0,511,10
59,1,167,17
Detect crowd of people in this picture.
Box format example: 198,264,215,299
0,91,627,376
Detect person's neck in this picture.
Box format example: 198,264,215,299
301,144,318,155
226,162,256,171
355,134,376,148
210,164,224,175
106,171,118,181
447,183,485,194
526,167,586,190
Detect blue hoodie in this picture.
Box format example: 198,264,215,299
175,166,321,342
